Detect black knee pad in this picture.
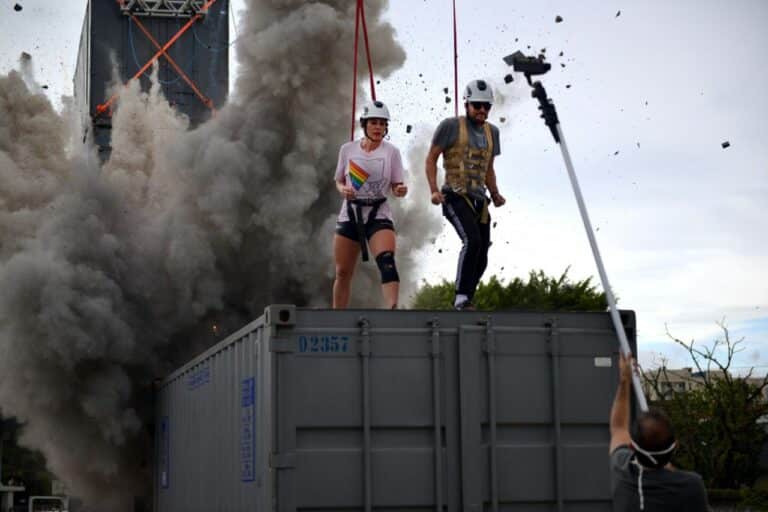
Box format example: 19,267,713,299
375,251,400,283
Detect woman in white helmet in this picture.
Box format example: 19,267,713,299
333,100,408,309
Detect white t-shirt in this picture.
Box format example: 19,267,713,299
334,139,405,223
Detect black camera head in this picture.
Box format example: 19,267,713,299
503,51,551,84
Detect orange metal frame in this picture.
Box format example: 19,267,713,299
95,0,219,118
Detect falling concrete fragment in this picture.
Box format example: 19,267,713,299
14,3,23,12
493,221,497,228
504,74,513,84
445,96,451,103
566,84,571,88
406,125,412,133
616,10,621,17
560,63,566,68
614,151,619,156
438,249,443,254
443,87,449,94
555,15,563,23
499,117,506,123
559,51,564,57
721,141,730,149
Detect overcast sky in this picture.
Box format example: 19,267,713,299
1,0,766,373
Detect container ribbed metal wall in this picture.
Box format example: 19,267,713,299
155,306,637,512
74,0,229,156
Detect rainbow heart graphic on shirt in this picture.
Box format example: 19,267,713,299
348,160,370,190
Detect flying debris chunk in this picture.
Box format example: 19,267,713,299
559,51,564,57
42,85,49,89
560,63,566,68
438,249,443,254
443,87,449,94
493,221,497,228
504,74,514,84
555,15,563,23
721,141,731,149
445,96,452,103
616,10,621,17
406,124,412,134
14,3,23,12
614,151,620,156
566,84,572,88
499,117,506,123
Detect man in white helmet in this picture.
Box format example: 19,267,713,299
425,79,506,310
333,100,408,309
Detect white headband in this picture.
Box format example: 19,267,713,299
631,439,677,467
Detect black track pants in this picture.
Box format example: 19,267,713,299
442,192,491,299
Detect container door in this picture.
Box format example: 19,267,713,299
457,317,620,512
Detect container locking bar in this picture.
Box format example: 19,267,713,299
429,318,444,512
358,316,373,512
483,317,499,512
546,319,565,512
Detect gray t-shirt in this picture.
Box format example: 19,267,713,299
611,446,709,512
431,117,501,156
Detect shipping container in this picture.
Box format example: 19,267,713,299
74,0,229,156
154,305,637,512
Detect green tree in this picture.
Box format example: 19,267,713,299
643,323,768,489
411,268,608,311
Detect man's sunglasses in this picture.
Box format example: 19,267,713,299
470,102,492,111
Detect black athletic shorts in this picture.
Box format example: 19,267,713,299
335,219,394,242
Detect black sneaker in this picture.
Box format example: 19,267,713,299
454,299,476,311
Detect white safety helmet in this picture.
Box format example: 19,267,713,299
463,79,494,104
360,100,391,121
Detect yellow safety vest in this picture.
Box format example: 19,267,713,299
442,116,493,195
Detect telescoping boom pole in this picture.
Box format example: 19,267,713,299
505,51,649,412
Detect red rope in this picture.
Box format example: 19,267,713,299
359,0,376,102
350,0,361,140
349,0,377,141
453,0,458,117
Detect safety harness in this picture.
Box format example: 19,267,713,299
347,197,387,261
442,116,494,223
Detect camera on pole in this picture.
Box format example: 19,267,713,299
503,51,560,142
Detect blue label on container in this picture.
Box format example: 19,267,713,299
298,335,350,353
160,416,170,489
240,377,256,482
187,365,211,390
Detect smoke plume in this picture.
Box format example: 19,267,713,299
0,0,444,508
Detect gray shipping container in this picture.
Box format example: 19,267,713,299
74,0,229,155
155,306,637,512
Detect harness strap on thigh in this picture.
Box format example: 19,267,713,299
348,202,370,261
349,197,387,262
